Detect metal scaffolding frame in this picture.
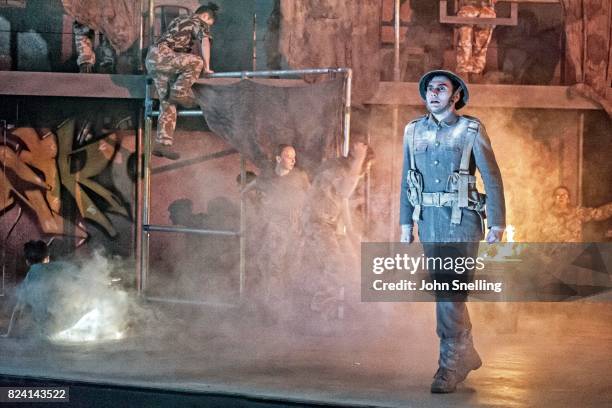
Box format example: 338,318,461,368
137,67,353,306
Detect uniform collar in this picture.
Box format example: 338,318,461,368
427,112,460,128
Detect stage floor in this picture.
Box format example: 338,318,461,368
1,303,611,408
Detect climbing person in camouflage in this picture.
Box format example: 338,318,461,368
145,2,218,160
456,0,497,77
540,186,612,242
73,21,116,73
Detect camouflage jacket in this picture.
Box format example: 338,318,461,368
540,203,612,242
156,15,212,53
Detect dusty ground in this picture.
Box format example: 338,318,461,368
0,302,611,408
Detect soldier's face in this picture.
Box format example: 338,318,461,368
553,188,570,207
200,13,215,26
276,147,296,171
426,76,457,114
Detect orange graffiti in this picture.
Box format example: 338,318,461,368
0,119,130,239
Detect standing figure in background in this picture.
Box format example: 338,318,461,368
253,145,310,322
400,70,505,393
62,0,140,74
73,21,115,73
296,142,372,330
145,2,218,160
540,186,612,242
456,0,497,77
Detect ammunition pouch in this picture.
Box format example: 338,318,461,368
406,169,424,222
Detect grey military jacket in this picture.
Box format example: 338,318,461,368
399,114,505,242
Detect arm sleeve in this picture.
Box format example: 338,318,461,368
399,123,415,226
472,122,506,228
578,202,612,222
195,22,212,41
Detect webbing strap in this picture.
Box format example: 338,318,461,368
457,120,479,209
460,121,479,172
405,122,421,222
407,122,417,171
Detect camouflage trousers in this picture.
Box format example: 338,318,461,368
73,21,115,68
456,5,496,74
145,45,203,145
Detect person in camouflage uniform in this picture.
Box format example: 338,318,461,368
145,2,218,160
73,21,116,73
456,0,497,76
540,186,612,242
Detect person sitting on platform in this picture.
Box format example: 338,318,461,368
456,0,497,80
145,2,218,160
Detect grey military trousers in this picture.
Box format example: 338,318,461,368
423,242,479,370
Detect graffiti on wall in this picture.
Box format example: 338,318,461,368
1,118,133,243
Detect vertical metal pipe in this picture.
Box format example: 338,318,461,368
1,120,6,296
135,108,144,292
252,13,257,71
393,0,401,82
148,0,155,47
138,0,146,72
581,0,587,83
390,0,401,241
342,69,353,157
140,81,153,294
577,112,584,207
239,156,246,297
365,127,372,235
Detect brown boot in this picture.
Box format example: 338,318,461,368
431,346,482,393
152,143,180,160
79,63,94,73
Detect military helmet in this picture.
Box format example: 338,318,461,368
418,70,469,110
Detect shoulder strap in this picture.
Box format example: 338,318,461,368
405,117,423,171
460,119,480,173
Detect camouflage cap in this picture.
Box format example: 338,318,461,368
418,70,469,110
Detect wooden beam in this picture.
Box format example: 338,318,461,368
0,71,146,99
0,71,603,110
440,0,518,26
365,82,604,110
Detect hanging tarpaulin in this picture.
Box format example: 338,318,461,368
192,77,344,174
61,0,139,53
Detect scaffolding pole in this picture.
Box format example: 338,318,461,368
390,0,401,242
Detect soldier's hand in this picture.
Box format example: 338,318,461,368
400,224,414,244
203,69,214,75
486,226,505,243
79,63,94,73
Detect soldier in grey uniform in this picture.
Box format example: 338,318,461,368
400,70,505,393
